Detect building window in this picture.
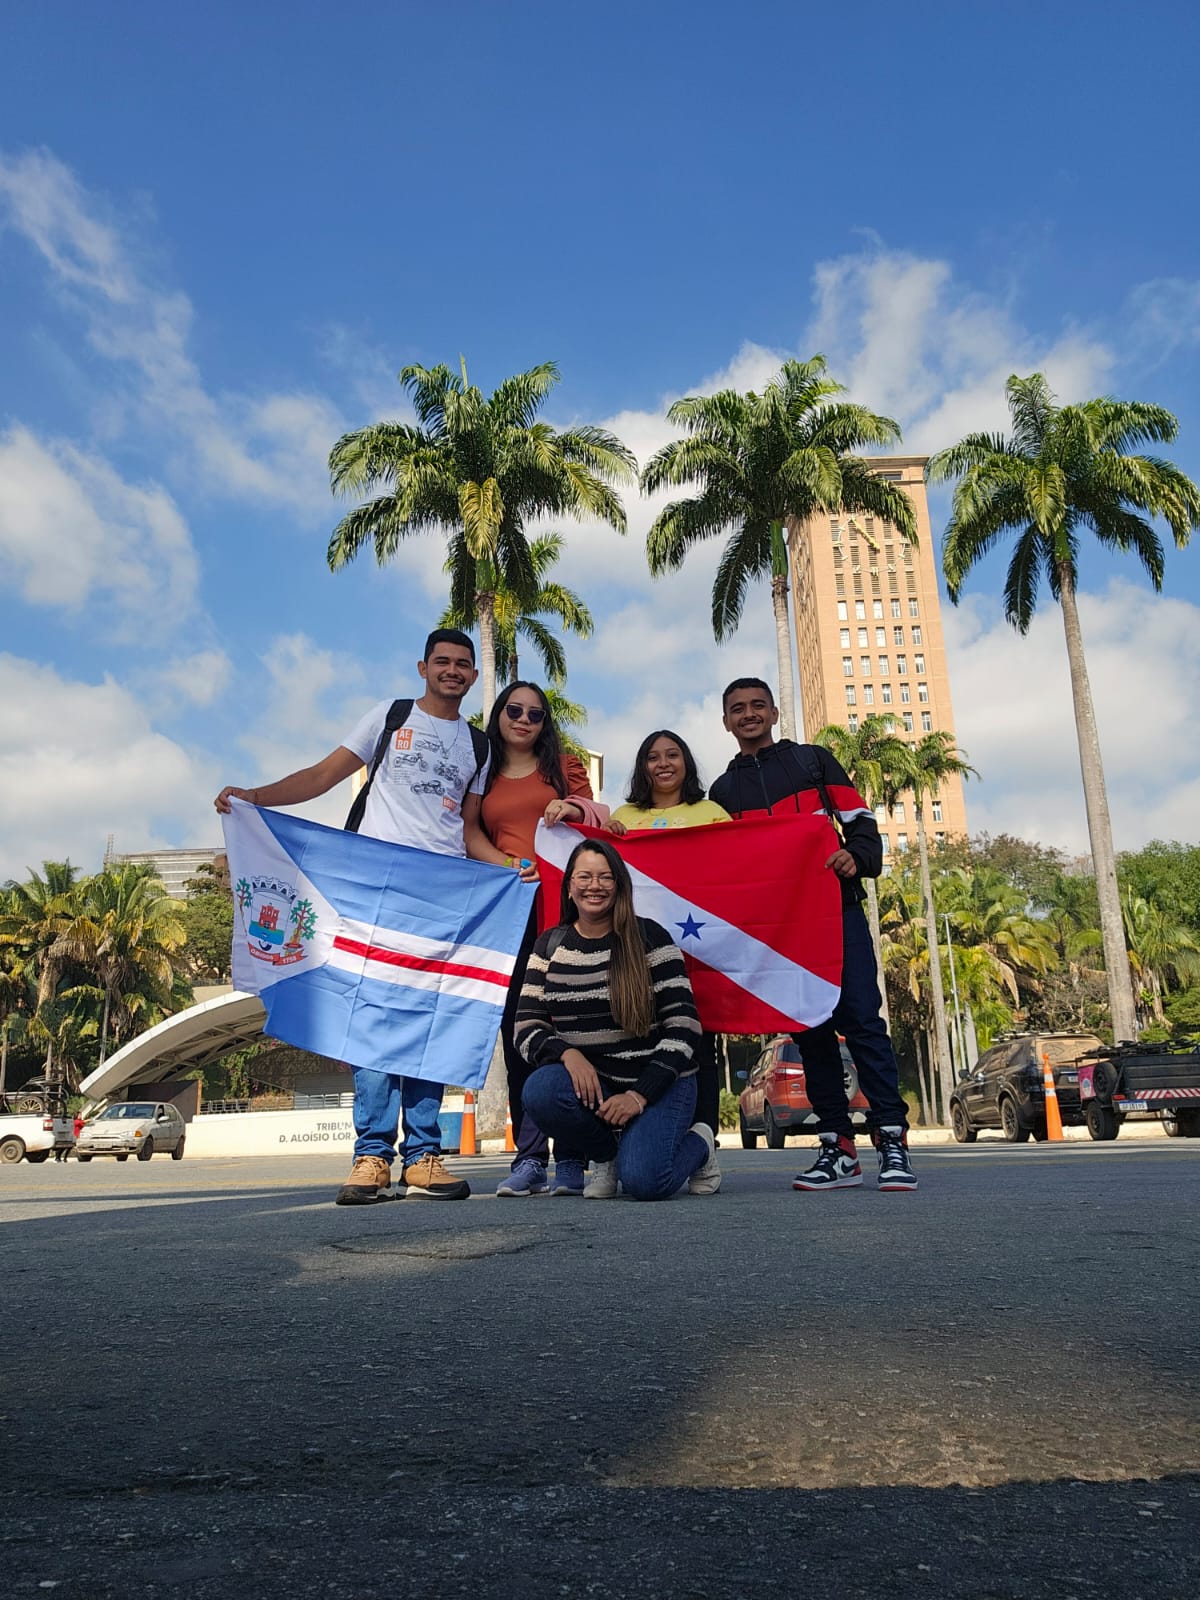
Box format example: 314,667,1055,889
921,711,933,732
891,626,902,646
845,685,856,706
900,682,911,703
891,598,902,618
858,627,869,647
918,682,929,702
847,713,858,731
831,522,842,544
863,684,874,705
873,599,884,619
840,628,850,647
932,800,943,823
881,833,890,856
896,831,909,851
912,625,923,646
838,601,848,620
843,657,854,677
914,654,925,675
881,683,892,704
875,805,887,824
878,655,889,675
902,712,914,732
936,831,945,846
860,655,871,676
855,599,866,619
909,598,919,617
875,626,886,646
892,800,906,823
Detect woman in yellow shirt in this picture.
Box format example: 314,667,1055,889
609,730,729,1144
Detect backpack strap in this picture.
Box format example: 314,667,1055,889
343,699,413,833
466,722,489,794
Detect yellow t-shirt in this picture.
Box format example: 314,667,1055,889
610,799,731,832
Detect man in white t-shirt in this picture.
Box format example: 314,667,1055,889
215,628,492,1205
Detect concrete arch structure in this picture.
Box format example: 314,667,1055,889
78,990,266,1109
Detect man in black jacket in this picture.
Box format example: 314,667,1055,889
709,678,916,1192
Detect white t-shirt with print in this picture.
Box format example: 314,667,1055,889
341,701,489,856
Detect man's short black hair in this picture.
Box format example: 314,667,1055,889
424,628,476,664
722,676,775,709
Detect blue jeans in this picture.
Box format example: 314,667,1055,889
522,1065,706,1201
794,901,909,1137
351,1067,443,1167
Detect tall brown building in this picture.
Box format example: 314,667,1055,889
788,455,968,861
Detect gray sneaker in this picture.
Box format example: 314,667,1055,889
583,1159,618,1198
687,1123,722,1195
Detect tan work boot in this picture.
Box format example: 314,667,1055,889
402,1152,470,1201
334,1154,396,1206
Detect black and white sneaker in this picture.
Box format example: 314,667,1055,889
792,1134,863,1191
876,1126,918,1191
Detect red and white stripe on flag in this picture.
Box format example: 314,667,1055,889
533,813,844,1034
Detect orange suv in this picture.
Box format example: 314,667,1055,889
739,1035,870,1148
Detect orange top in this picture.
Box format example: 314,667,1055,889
481,755,593,862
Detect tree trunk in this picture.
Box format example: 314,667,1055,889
476,1035,509,1139
964,1003,979,1070
924,1026,942,1124
98,981,112,1066
864,879,890,1030
913,1028,931,1127
0,1020,8,1097
916,804,955,1120
477,588,498,722
1057,570,1138,1042
769,522,798,741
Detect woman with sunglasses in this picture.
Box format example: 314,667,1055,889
474,680,609,1198
609,729,730,1159
517,838,721,1200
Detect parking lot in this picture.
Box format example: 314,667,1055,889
2,1141,1198,1598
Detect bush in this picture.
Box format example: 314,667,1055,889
718,1089,740,1130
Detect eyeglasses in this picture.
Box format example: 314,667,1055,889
571,873,615,888
504,704,545,724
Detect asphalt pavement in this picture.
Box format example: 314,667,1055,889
2,1139,1198,1599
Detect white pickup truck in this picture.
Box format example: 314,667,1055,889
0,1113,74,1164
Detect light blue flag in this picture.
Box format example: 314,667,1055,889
221,800,535,1089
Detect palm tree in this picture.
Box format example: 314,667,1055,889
329,361,635,715
929,374,1200,1043
899,733,977,1117
0,863,81,1090
1120,890,1200,1029
643,356,916,740
814,714,913,1024
439,531,593,685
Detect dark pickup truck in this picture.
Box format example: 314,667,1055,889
1078,1039,1200,1140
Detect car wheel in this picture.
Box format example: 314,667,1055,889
1032,1124,1049,1142
76,1153,92,1163
136,1138,154,1162
1085,1101,1120,1141
115,1154,129,1161
1000,1096,1030,1143
950,1101,976,1143
171,1137,185,1161
25,1150,51,1164
1161,1111,1183,1137
764,1104,786,1150
1173,1109,1200,1138
0,1137,26,1163
738,1111,759,1150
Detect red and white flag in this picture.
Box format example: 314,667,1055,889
533,813,844,1034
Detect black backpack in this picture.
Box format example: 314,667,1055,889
344,698,490,833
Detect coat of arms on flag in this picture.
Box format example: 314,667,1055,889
222,799,535,1089
534,814,844,1034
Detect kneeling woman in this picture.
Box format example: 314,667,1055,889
517,839,721,1200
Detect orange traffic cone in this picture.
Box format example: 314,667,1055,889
1041,1051,1064,1141
459,1090,478,1156
504,1107,516,1152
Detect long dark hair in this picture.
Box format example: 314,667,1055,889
625,729,706,809
484,681,568,798
558,839,654,1035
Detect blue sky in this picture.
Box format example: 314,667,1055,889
2,0,1198,877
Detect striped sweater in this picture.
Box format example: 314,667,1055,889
515,918,701,1105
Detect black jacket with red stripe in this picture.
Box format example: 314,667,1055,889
708,739,880,906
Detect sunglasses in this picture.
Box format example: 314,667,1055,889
504,704,546,724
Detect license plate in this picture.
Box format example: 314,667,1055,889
1116,1100,1149,1112
1063,1072,1078,1084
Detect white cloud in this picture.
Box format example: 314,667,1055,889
0,655,220,878
155,650,233,707
1125,276,1200,366
944,582,1200,853
0,147,343,519
0,424,198,629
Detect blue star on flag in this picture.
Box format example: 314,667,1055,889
676,913,706,940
